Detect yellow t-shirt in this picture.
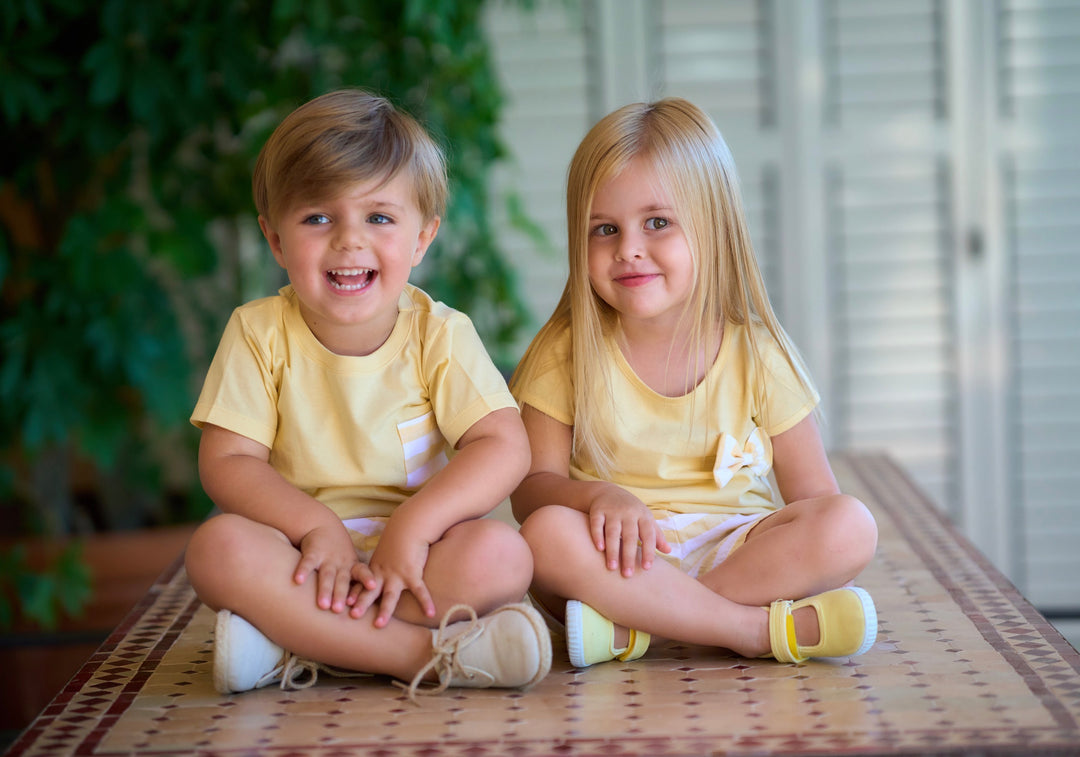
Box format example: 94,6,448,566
513,322,819,516
191,284,516,520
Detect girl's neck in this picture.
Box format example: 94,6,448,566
616,319,722,398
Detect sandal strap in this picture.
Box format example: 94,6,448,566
768,599,807,664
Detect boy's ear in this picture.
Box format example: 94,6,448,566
411,216,441,267
258,215,288,269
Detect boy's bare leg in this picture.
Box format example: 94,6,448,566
374,517,534,628
185,514,532,682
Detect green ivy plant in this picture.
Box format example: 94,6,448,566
0,0,533,628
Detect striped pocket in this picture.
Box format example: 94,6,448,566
397,411,448,489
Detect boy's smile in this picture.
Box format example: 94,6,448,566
260,171,440,356
327,267,376,291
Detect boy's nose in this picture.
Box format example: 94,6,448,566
332,220,367,250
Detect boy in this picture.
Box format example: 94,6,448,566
185,89,550,700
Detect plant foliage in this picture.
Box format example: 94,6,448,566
1,0,527,528
0,0,530,626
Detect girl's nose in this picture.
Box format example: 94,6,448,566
615,234,645,262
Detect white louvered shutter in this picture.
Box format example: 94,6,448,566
996,0,1080,610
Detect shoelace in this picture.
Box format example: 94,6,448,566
258,653,369,691
400,603,482,703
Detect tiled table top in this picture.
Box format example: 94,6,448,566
7,453,1080,756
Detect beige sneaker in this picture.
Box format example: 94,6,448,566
404,603,552,701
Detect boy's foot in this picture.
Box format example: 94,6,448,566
213,610,337,694
405,603,552,701
765,586,877,663
565,599,650,668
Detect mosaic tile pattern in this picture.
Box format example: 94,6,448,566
8,453,1080,756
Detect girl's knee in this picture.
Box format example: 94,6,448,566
823,494,878,569
518,505,582,549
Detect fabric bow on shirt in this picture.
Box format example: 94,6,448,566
713,427,772,487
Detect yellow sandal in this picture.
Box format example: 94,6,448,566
565,600,650,668
766,587,877,663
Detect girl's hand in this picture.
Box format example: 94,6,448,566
294,523,363,613
588,486,671,577
351,520,436,627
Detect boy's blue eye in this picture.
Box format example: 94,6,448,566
303,214,330,225
368,213,392,224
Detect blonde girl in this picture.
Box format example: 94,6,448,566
510,97,879,666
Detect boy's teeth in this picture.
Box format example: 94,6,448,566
327,268,375,290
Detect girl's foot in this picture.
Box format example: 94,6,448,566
565,599,650,668
763,587,877,663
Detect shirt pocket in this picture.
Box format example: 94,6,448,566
397,411,449,489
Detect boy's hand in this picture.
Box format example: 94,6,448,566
349,519,436,627
294,523,363,613
588,487,671,578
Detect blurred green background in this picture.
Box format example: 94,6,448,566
1,0,536,629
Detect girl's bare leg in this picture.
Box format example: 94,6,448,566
520,506,771,658
184,514,533,681
697,494,877,606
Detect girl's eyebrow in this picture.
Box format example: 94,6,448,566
590,204,673,220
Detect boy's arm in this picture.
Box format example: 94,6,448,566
358,406,530,626
511,404,669,577
198,423,365,613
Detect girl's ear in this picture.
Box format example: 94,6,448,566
258,215,287,270
411,216,441,267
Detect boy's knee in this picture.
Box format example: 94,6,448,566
184,513,254,586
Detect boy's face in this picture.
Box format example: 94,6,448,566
260,171,440,356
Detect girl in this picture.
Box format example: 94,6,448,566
509,97,879,667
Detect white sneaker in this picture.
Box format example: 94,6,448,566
404,603,552,701
213,610,324,694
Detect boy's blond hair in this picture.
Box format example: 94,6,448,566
253,89,447,224
512,97,814,475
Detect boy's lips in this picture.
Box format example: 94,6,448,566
326,268,376,291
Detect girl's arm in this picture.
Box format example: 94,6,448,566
198,423,367,613
769,414,843,503
512,404,669,576
356,406,531,626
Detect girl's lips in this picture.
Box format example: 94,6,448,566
614,272,660,288
326,268,376,291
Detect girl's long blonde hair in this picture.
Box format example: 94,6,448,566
511,97,813,475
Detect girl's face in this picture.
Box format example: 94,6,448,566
586,156,696,335
260,170,440,356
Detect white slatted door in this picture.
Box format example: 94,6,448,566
818,0,961,512
996,0,1080,610
484,1,592,353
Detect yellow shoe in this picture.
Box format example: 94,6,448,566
565,600,650,668
766,587,877,663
